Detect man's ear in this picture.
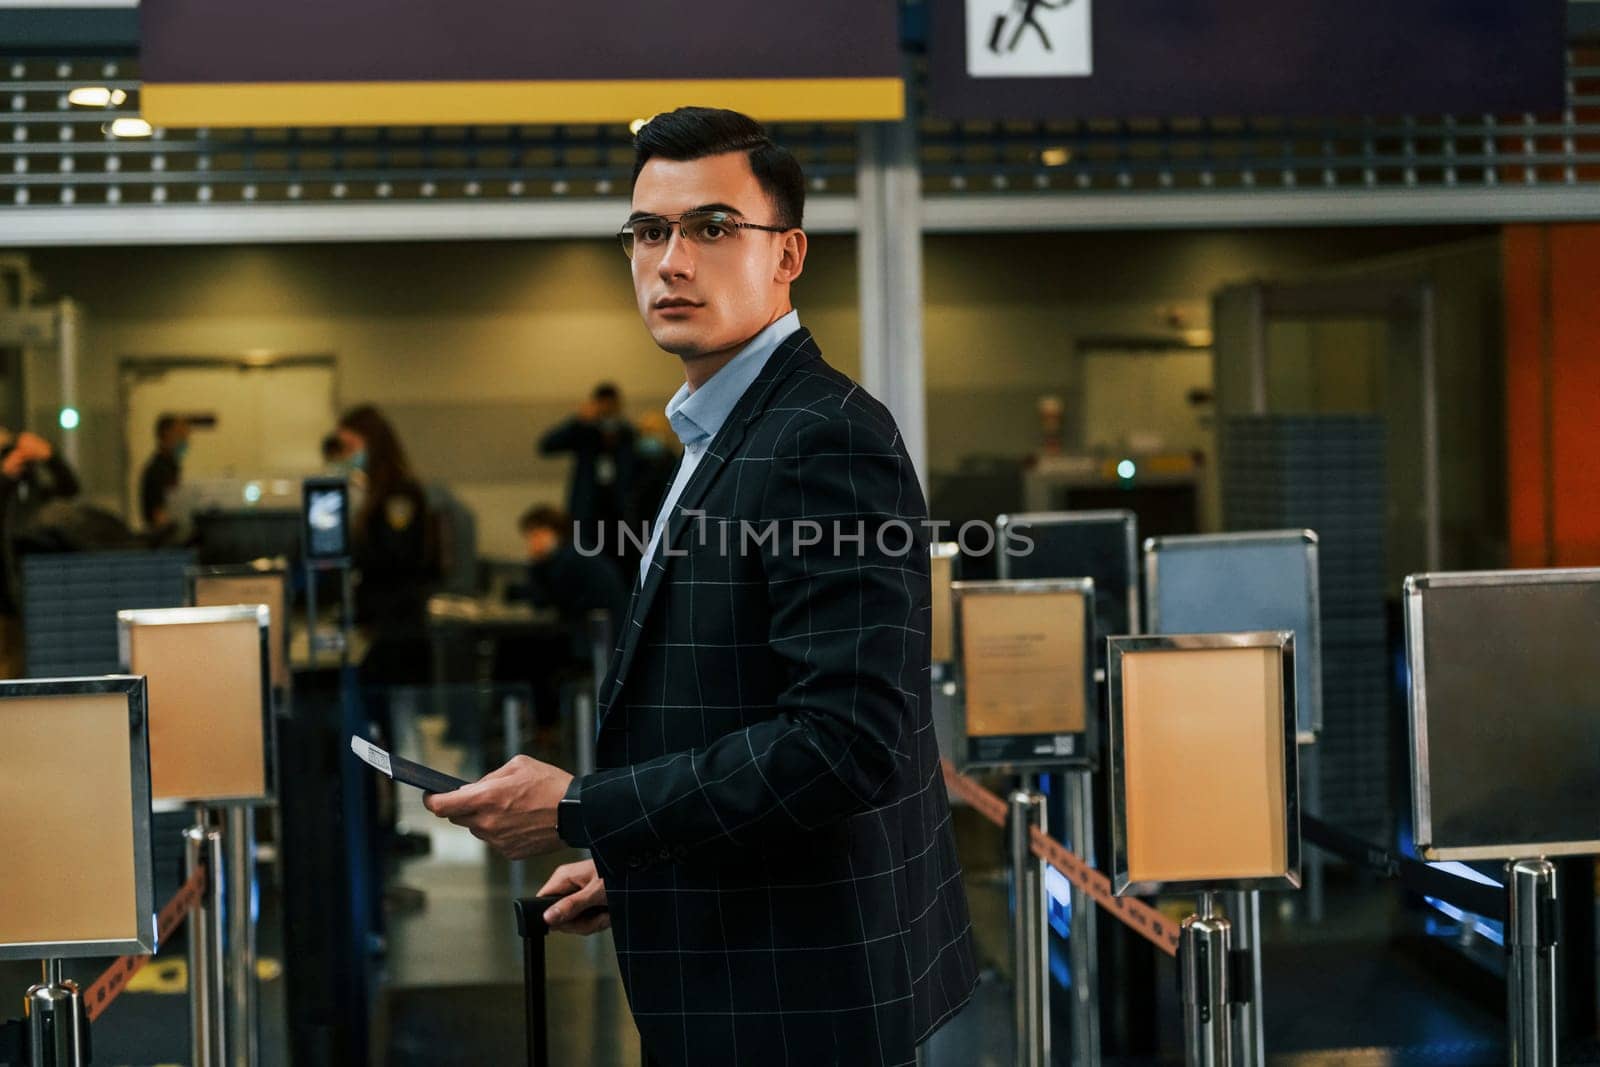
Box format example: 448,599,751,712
775,229,807,285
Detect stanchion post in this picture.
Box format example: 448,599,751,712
25,960,86,1067
1227,890,1264,1067
505,691,526,900
1507,858,1558,1067
224,806,259,1067
1181,893,1232,1067
1066,768,1101,1067
1009,788,1048,1067
186,813,229,1067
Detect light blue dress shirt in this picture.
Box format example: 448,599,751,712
638,309,801,586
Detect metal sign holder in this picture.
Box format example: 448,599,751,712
952,577,1099,1065
1108,632,1301,1067
1404,568,1600,1067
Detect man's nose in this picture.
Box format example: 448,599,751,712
656,227,695,279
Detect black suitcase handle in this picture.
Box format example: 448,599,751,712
513,895,610,1067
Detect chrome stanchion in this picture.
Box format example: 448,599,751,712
224,807,259,1067
1009,787,1048,1067
186,814,229,1067
1066,769,1101,1066
1227,890,1264,1067
1182,893,1232,1067
25,960,85,1067
1507,858,1558,1067
505,691,526,899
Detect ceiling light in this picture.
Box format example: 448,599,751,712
67,87,112,108
106,117,152,138
629,116,656,136
1041,147,1072,167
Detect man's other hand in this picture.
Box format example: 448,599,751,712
537,859,610,936
422,754,573,860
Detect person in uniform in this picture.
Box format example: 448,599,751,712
138,414,189,531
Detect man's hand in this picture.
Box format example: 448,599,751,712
537,859,610,936
422,755,573,860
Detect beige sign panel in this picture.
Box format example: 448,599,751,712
194,573,289,690
124,609,270,805
0,689,152,955
931,551,955,664
961,589,1088,737
1120,645,1290,888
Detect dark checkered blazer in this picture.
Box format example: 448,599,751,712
570,327,978,1066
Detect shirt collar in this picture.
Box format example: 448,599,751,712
664,309,801,447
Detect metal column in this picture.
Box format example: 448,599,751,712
1182,894,1232,1067
25,961,85,1067
1009,788,1049,1067
1067,769,1101,1066
1507,858,1558,1067
54,299,80,470
224,807,259,1067
186,815,228,1067
1227,891,1264,1067
856,116,928,491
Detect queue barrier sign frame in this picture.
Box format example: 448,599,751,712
951,578,1097,772
1405,567,1600,862
995,509,1140,669
1108,631,1301,896
188,563,292,695
930,541,960,669
1145,529,1323,742
0,675,157,961
118,604,275,810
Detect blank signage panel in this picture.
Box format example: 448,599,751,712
931,549,956,664
998,511,1137,660
1407,571,1600,860
1112,634,1298,894
194,572,289,691
0,683,154,958
123,608,270,805
1146,531,1321,739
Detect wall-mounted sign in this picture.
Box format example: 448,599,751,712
931,0,1564,121
140,0,904,127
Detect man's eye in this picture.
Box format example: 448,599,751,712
639,225,668,243
700,223,729,239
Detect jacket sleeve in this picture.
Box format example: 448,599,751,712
538,418,587,456
570,414,926,874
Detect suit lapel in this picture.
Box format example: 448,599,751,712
598,328,821,719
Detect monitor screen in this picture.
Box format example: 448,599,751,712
303,479,349,560
1410,575,1600,859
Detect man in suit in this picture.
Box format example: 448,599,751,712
426,107,977,1066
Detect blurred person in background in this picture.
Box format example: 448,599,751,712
538,382,634,568
139,414,189,531
0,428,81,676
627,410,679,531
513,504,628,742
334,405,439,868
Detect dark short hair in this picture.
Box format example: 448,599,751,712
519,504,570,537
593,382,621,402
155,414,182,440
631,107,805,230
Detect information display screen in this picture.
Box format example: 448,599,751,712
120,606,272,806
1110,634,1299,895
303,478,350,560
1146,531,1321,740
0,679,155,959
1407,571,1600,860
955,580,1094,769
998,511,1137,667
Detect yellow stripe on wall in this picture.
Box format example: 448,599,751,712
140,78,905,128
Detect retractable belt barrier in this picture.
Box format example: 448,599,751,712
84,865,209,1023
1300,815,1508,922
941,760,1183,957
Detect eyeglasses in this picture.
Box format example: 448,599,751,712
618,209,788,260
